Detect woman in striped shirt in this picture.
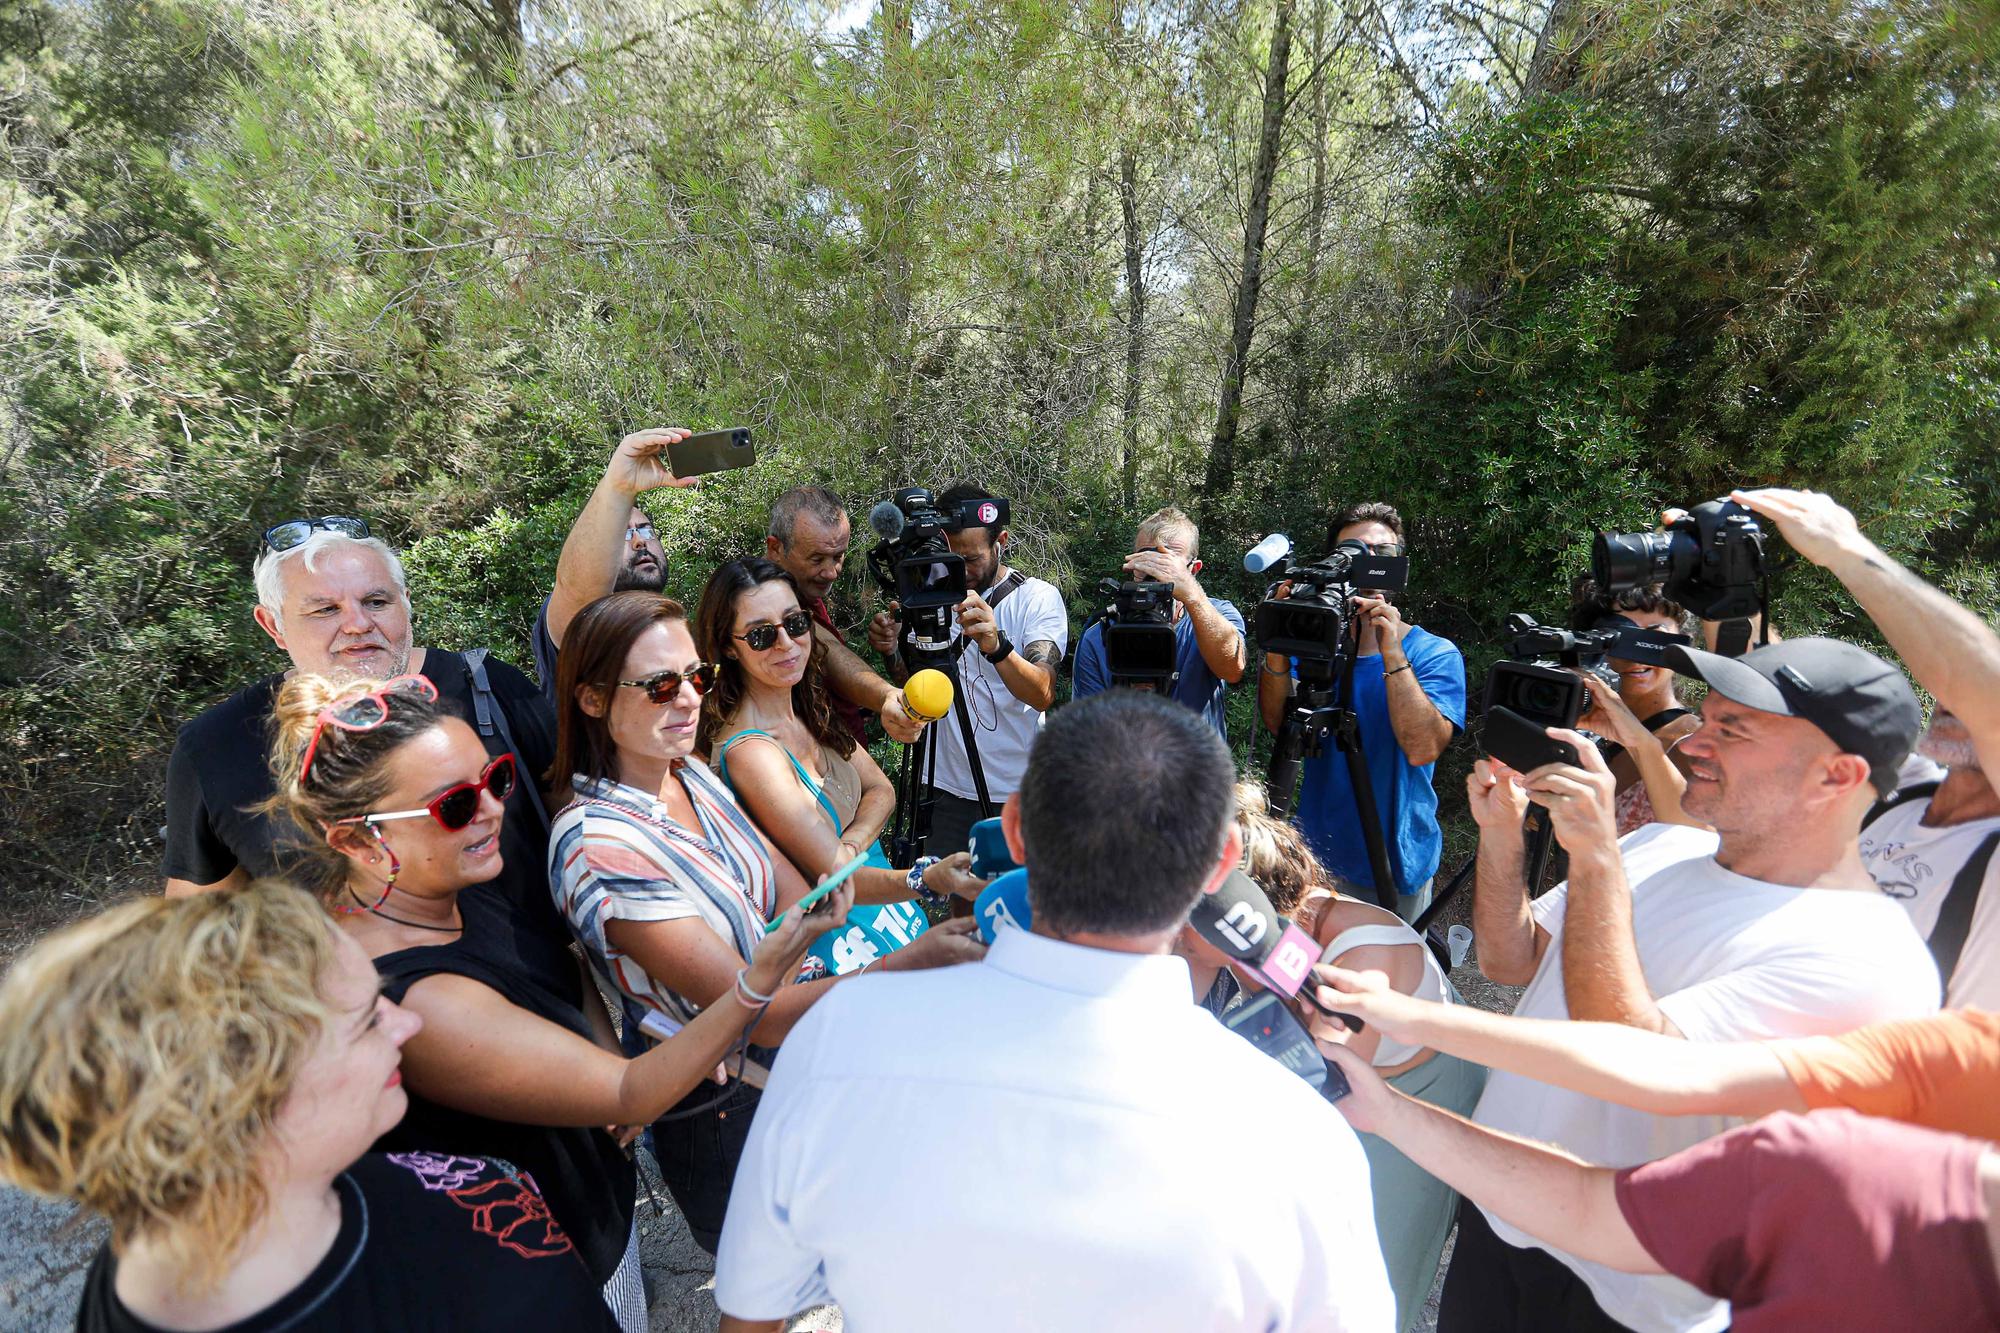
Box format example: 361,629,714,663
547,590,985,1253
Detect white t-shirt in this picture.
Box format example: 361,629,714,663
927,571,1067,801
1474,822,1942,1333
1862,795,2000,1009
716,929,1394,1331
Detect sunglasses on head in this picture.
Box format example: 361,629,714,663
263,515,372,553
619,663,719,704
346,753,518,832
300,675,438,787
734,609,813,653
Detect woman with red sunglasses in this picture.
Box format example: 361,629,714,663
265,673,849,1333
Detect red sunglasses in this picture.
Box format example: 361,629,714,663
300,675,439,786
341,753,518,833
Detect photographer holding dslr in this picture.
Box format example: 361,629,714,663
868,481,1066,861
1073,506,1247,737
1257,502,1464,923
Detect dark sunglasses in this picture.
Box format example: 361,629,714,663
348,753,518,832
262,515,372,552
619,663,719,704
734,610,813,653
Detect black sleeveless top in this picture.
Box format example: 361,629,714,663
371,887,636,1283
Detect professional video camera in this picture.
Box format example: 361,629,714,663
1482,614,1622,772
1247,535,1409,664
1087,577,1179,689
1593,497,1768,654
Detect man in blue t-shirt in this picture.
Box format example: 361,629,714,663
1256,501,1465,923
1072,507,1247,739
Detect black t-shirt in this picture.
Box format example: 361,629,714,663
75,1152,618,1333
160,649,564,939
371,885,637,1284
532,596,560,706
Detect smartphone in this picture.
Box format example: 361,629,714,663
667,427,756,478
1483,704,1582,773
765,849,868,932
968,817,1018,880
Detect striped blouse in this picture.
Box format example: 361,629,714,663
548,761,777,1032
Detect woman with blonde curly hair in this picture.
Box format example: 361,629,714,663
1175,782,1486,1333
0,882,621,1331
262,671,844,1331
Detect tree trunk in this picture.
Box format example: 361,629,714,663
1204,0,1296,510
1119,147,1144,510
1523,0,1607,98
879,0,918,463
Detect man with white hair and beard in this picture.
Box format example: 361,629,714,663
161,516,564,938
1727,490,2000,1009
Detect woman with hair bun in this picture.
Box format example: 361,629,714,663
1175,782,1485,1333
0,882,620,1332
263,672,846,1331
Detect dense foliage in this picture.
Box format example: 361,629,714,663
3,0,1996,908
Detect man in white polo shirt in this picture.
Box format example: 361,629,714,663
715,692,1394,1332
1453,636,1941,1333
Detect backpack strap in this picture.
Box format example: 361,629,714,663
1928,831,2000,985
463,648,552,835
1863,780,1941,832
982,569,1028,613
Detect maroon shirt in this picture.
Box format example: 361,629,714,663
807,594,870,745
1615,1110,2000,1331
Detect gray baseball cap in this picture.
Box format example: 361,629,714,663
1663,637,1920,797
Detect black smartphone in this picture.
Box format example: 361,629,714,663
1483,704,1582,773
667,427,756,478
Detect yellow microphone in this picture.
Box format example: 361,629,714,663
900,669,954,727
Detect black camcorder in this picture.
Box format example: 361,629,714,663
1093,578,1178,689
1481,613,1689,772
1593,498,1767,628
1250,537,1410,665
868,487,967,611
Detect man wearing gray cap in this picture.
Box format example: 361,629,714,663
1446,633,1942,1333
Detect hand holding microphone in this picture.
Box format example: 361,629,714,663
900,669,953,727
1188,872,1361,1032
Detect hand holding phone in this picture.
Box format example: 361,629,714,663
765,850,870,933
667,427,756,478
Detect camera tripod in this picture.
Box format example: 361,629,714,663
886,621,994,866
1264,621,1401,913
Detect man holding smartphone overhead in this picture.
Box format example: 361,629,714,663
538,429,923,743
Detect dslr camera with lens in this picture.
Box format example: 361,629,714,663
1087,577,1179,690
1593,497,1767,654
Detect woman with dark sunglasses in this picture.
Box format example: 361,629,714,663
693,559,976,975
547,590,985,1253
264,673,848,1331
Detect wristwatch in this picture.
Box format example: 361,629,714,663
982,631,1014,665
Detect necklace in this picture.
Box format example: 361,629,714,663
346,886,461,934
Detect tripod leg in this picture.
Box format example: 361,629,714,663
953,676,994,819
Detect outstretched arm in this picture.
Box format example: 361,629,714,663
546,427,696,649
1310,964,1806,1118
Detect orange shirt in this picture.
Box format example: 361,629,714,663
1772,1009,2000,1142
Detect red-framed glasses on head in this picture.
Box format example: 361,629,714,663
299,676,439,787
342,753,518,833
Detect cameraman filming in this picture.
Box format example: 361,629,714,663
1073,506,1247,737
868,481,1067,860
1257,502,1465,923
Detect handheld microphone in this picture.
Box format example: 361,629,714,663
1243,533,1292,575
868,499,906,542
900,669,954,725
1189,871,1361,1031
973,868,1031,944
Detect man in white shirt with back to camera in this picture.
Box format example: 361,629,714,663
716,691,1395,1333
1451,632,1941,1333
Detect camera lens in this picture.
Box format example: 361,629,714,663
1521,678,1568,715
1591,531,1674,592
